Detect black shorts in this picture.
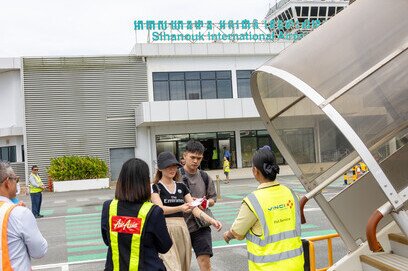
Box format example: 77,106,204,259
190,227,213,257
224,172,229,177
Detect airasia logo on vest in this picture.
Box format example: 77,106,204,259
111,216,142,234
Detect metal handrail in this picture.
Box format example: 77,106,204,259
307,233,340,271
366,186,408,252
366,210,385,252
300,196,308,224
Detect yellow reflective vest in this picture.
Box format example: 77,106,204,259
212,149,218,160
223,160,230,173
244,184,304,271
0,201,17,271
109,200,154,271
29,173,44,194
359,162,367,172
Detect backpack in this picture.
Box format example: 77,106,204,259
179,167,215,229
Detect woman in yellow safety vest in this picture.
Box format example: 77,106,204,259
223,146,304,271
101,158,172,271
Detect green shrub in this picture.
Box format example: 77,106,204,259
47,155,108,181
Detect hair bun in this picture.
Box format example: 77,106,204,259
263,163,273,175
272,164,280,174
262,163,280,179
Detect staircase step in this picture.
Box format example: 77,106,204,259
360,253,408,271
389,233,408,258
389,233,408,245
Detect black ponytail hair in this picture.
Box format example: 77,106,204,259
252,147,280,181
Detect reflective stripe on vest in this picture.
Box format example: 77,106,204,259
244,185,303,270
248,246,303,263
29,174,43,193
245,189,301,246
109,200,154,271
0,202,17,271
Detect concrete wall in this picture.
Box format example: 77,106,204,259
136,98,259,126
0,70,23,132
0,67,24,163
23,56,148,181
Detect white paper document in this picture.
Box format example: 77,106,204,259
191,198,204,207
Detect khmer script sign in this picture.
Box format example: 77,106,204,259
133,19,322,43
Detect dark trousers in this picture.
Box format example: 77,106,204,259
30,192,42,216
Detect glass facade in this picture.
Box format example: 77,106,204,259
237,70,253,98
156,132,236,170
153,71,232,101
240,130,285,167
0,146,16,162
294,5,343,22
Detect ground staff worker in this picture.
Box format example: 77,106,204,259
101,158,172,271
223,146,304,271
29,165,46,218
0,161,47,270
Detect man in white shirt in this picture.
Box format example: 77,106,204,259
0,161,48,270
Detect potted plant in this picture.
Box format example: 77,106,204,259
47,155,109,192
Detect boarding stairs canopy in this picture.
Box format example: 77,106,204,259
250,0,408,261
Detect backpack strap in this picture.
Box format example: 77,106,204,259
180,167,209,197
199,170,209,193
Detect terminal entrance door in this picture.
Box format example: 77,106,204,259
156,131,236,171
195,132,236,170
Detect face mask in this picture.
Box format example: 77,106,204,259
16,183,21,195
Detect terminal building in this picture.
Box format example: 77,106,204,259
0,0,350,181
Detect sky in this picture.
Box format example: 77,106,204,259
0,0,271,57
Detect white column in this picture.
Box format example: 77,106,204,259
16,144,22,162
150,127,157,178
235,129,242,168
231,69,238,98
146,59,154,102
135,126,155,178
